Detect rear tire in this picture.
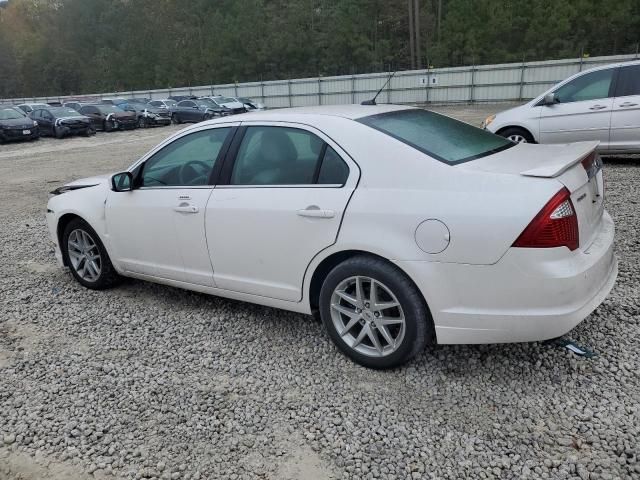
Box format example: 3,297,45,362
54,126,66,139
319,255,434,369
499,127,534,144
171,114,180,124
104,120,114,132
138,116,146,129
61,218,121,290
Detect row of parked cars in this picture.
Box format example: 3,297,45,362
0,95,264,143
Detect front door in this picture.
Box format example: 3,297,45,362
610,64,640,152
106,125,234,285
206,123,357,301
539,67,616,147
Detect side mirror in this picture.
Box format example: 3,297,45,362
543,93,558,105
111,171,133,192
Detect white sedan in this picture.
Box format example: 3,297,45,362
46,105,617,368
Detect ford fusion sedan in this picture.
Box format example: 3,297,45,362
484,60,640,153
31,106,94,138
78,104,138,131
0,106,39,143
46,105,617,369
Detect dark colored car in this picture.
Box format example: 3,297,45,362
0,106,40,143
168,95,198,102
129,97,150,104
101,98,128,106
148,99,178,113
116,101,171,128
171,99,224,124
31,107,95,138
78,104,138,131
17,103,50,114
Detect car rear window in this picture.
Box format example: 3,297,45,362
358,109,514,164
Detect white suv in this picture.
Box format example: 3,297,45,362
484,60,640,153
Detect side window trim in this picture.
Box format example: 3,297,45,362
217,123,351,188
134,125,238,189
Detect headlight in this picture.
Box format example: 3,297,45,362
33,120,38,127
482,115,496,129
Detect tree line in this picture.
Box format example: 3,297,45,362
0,0,638,98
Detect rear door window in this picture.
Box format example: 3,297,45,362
614,65,640,97
358,109,513,164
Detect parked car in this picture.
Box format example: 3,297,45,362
101,98,128,106
168,95,198,102
31,106,94,138
63,102,85,112
0,106,39,143
233,97,265,111
130,97,150,105
17,103,50,114
45,105,616,369
116,101,171,128
171,99,223,123
148,99,178,112
204,95,247,114
484,60,640,153
78,104,138,131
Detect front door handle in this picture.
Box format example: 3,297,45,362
589,105,607,110
174,202,199,214
619,102,638,107
297,206,336,218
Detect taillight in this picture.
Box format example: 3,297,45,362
512,187,579,251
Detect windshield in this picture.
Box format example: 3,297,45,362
164,100,177,107
0,107,27,120
358,109,514,164
215,97,236,104
97,105,123,114
238,97,254,104
50,107,82,116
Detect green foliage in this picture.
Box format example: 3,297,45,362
0,0,638,97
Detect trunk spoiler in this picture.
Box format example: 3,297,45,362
520,141,599,178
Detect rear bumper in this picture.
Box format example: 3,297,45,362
398,210,617,344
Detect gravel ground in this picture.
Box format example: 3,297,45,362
1,105,639,480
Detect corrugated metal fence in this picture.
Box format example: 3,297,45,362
4,53,639,107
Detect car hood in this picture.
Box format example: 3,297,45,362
0,118,34,128
50,174,111,195
56,115,91,122
218,101,244,109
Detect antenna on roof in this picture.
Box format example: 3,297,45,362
361,71,396,105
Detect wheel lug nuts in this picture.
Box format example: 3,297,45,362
365,303,370,308
374,312,380,317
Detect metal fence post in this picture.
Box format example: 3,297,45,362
318,77,322,105
288,80,292,107
351,75,356,104
260,80,265,104
518,58,526,101
470,65,475,103
234,83,238,98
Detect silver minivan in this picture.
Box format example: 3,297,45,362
484,60,640,153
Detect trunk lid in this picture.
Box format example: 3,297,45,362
460,141,605,250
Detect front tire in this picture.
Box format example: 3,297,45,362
62,218,121,290
138,116,147,129
319,256,434,369
500,127,534,144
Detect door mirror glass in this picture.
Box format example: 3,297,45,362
543,93,557,105
111,171,133,192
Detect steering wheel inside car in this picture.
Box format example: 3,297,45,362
178,160,211,185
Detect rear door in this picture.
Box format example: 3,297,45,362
610,63,640,152
206,122,358,301
539,67,616,147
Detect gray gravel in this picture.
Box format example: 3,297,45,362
1,107,639,480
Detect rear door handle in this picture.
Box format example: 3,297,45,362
619,102,638,107
297,206,336,218
174,202,199,214
589,105,607,110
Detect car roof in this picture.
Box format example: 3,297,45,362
232,104,412,120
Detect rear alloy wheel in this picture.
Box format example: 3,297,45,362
500,127,534,144
62,218,121,290
138,116,147,128
319,256,434,369
171,114,180,124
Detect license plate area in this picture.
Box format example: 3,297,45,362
23,129,31,135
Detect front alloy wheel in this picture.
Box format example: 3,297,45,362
67,229,102,282
62,218,121,290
